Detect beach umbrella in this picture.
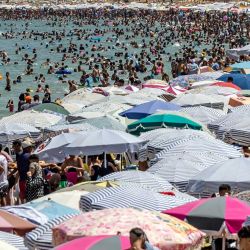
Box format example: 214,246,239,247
164,196,250,235
0,110,62,129
123,85,139,92
0,231,28,250
55,236,130,250
44,123,96,134
171,93,227,110
142,79,168,90
25,214,77,250
79,115,126,131
189,80,221,89
60,102,84,114
119,100,181,119
0,122,40,144
52,208,204,249
147,154,221,192
217,73,250,90
0,210,36,236
29,191,89,211
180,106,225,124
98,170,173,192
231,61,250,70
165,85,186,95
127,113,202,135
188,158,250,194
34,132,87,162
28,103,70,115
24,200,79,221
79,185,195,212
66,129,146,155
238,89,250,97
189,86,239,96
210,81,241,90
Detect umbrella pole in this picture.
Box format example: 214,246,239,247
104,152,107,168
222,232,226,250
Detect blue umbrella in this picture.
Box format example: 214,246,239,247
26,200,79,220
217,73,250,89
119,100,181,119
231,62,250,69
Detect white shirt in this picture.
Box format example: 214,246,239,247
0,155,8,183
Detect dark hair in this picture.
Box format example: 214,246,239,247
238,226,250,239
0,144,2,151
219,184,231,192
29,154,39,162
130,228,149,249
227,76,233,82
13,140,22,147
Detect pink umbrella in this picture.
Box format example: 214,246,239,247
166,86,186,96
55,235,130,250
164,196,250,234
142,79,169,91
124,85,139,92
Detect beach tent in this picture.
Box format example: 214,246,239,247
52,208,204,249
188,158,250,194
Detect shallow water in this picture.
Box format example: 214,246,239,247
0,18,205,118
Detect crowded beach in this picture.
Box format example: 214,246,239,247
0,2,250,249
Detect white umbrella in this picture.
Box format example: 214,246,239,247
32,191,89,210
44,123,96,133
34,132,87,162
66,129,146,155
188,158,250,194
0,231,28,250
0,122,40,144
0,111,61,129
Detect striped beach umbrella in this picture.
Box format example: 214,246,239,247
164,196,250,234
52,208,204,249
0,231,28,250
98,170,173,192
79,186,196,212
25,214,77,250
188,158,250,194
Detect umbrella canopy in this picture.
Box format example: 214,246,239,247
188,158,250,194
55,235,130,250
0,231,28,250
34,132,87,162
147,154,217,192
165,85,186,96
0,122,40,145
79,115,126,131
127,113,202,135
0,110,62,129
25,200,79,220
66,129,146,155
98,170,173,192
180,106,225,124
25,214,77,250
119,100,181,119
28,103,70,115
231,61,250,69
0,210,36,236
52,208,204,249
44,123,96,134
123,85,139,92
0,241,18,250
142,79,168,90
211,81,241,90
79,186,195,212
30,191,89,211
217,73,250,90
164,196,250,235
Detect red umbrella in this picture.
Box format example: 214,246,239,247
211,82,241,90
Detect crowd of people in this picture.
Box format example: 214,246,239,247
0,7,249,113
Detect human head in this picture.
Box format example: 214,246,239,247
227,76,233,83
33,95,39,102
22,140,34,153
29,154,39,163
29,162,40,177
12,140,22,153
219,184,231,196
238,226,250,250
129,228,148,249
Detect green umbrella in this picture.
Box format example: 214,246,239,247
127,113,202,135
30,103,70,115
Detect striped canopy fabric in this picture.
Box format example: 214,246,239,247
25,214,78,250
44,123,96,133
79,186,196,212
180,106,225,124
147,153,226,192
98,170,173,192
0,231,28,250
208,107,250,146
188,158,250,194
